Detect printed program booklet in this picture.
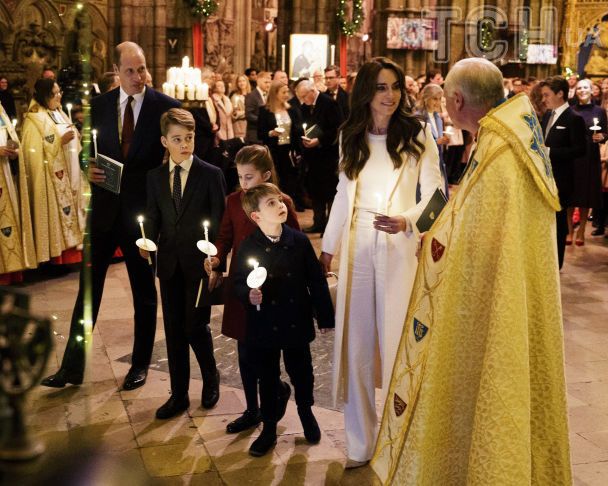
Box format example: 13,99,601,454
416,187,448,233
94,154,123,194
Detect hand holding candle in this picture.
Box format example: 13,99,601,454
135,215,156,265
247,258,267,311
195,221,218,307
91,129,98,158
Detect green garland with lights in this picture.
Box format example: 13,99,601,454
185,0,219,18
337,0,364,37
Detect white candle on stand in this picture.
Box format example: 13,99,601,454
330,44,335,66
182,56,189,69
203,220,211,265
137,215,153,265
201,82,209,101
91,129,98,158
176,83,185,100
66,103,73,124
281,44,286,72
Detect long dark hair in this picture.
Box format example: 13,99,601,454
340,57,425,180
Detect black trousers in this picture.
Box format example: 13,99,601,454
61,216,157,375
556,208,568,269
159,265,217,396
251,343,314,424
238,340,259,411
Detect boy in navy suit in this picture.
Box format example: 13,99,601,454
140,108,226,419
234,183,335,457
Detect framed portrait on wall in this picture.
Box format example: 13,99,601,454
290,34,328,79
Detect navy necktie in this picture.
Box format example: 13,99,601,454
173,165,182,212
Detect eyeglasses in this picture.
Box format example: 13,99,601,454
52,90,63,97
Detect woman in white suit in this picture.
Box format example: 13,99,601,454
320,57,442,468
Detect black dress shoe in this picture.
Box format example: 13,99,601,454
276,381,291,421
226,409,262,433
40,369,83,388
298,406,321,444
202,370,220,409
155,395,189,419
591,228,605,236
122,367,148,391
249,423,277,457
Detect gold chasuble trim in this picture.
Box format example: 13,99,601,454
371,94,570,485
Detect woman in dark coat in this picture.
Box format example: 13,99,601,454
570,79,607,245
257,80,304,206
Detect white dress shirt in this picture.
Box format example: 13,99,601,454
119,86,146,128
169,156,193,193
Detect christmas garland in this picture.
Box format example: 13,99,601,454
337,0,364,37
186,0,219,18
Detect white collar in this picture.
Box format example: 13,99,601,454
256,86,267,98
119,86,146,105
552,102,569,120
169,155,193,173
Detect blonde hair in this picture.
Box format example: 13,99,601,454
266,80,290,113
417,83,443,113
235,74,251,95
235,144,279,185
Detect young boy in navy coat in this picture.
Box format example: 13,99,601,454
234,183,335,456
140,108,226,419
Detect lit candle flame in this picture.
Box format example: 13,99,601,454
203,220,210,228
137,215,144,224
248,258,259,269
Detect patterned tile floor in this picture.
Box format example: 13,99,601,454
1,209,608,485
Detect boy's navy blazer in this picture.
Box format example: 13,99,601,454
233,225,335,348
145,155,226,281
90,86,181,233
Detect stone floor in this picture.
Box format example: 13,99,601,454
1,210,608,485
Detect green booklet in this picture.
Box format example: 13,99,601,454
416,187,448,233
95,154,123,194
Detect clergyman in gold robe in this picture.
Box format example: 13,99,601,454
372,58,571,485
0,101,36,279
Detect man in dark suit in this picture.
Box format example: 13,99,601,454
142,108,226,418
42,42,181,390
245,71,271,143
540,76,587,269
296,79,343,233
324,65,349,120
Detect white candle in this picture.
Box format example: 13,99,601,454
91,129,98,158
175,83,185,100
201,82,209,101
248,258,261,310
330,44,335,66
138,215,152,265
65,103,73,124
281,44,286,72
303,123,307,136
375,193,383,213
203,220,211,265
182,56,189,69
11,119,17,128
187,84,196,101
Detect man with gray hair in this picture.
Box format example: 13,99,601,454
372,58,571,485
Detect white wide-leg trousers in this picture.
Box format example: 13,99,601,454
344,211,386,462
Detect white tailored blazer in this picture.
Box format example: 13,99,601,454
322,123,443,405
